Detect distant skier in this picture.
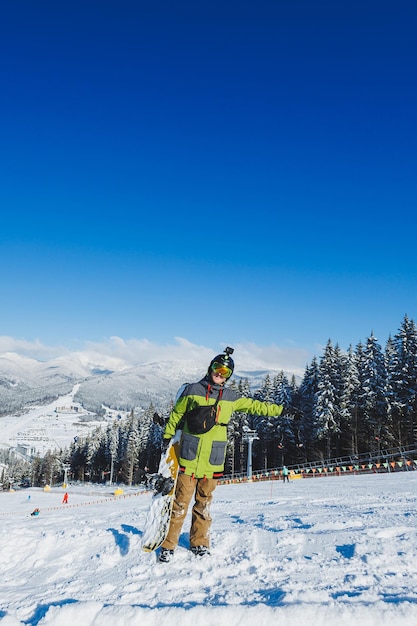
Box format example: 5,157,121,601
282,466,290,483
62,492,69,504
157,347,285,563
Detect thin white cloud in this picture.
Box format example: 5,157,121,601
233,342,310,376
0,336,311,376
0,336,70,361
75,336,215,369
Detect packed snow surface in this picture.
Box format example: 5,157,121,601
1,471,417,625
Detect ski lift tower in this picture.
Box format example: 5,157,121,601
62,464,71,487
242,428,259,481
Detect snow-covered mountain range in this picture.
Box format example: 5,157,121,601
0,351,297,457
0,350,297,416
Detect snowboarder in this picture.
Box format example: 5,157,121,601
31,508,40,516
158,347,285,562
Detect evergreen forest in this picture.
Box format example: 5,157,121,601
27,315,417,486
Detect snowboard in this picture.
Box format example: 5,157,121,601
141,431,181,553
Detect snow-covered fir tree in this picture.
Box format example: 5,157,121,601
359,332,389,455
314,340,341,459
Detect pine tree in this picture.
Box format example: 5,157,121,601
298,357,320,460
359,332,389,455
253,374,278,469
85,429,104,481
339,345,360,455
387,315,417,446
272,371,297,466
106,421,120,484
226,377,251,475
314,340,340,459
139,404,163,473
121,410,140,485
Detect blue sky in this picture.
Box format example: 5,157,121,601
1,0,416,373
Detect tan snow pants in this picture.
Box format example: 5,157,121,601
161,473,218,550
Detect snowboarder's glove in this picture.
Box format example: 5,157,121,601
161,438,171,453
154,475,175,496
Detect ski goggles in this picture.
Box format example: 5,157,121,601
210,362,233,379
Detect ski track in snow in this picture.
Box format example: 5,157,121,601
1,472,417,625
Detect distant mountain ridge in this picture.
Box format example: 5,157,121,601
0,352,299,416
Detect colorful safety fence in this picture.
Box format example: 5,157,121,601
220,458,417,484
0,487,152,517
2,458,416,517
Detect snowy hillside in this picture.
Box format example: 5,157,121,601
0,352,293,457
0,354,193,414
0,471,416,625
0,385,108,457
0,351,288,416
0,353,82,415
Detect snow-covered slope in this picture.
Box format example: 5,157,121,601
0,472,416,625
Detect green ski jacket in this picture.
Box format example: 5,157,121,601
163,376,284,479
